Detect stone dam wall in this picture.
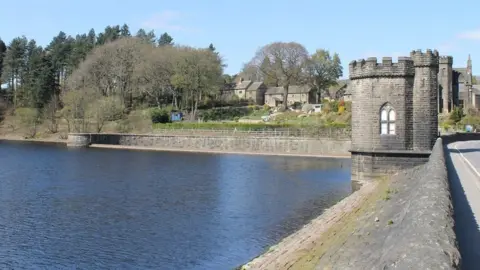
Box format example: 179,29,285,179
358,137,460,268
67,133,351,156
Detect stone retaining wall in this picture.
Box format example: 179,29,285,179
67,133,351,156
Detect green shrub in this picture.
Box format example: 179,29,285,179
150,108,171,124
200,107,253,121
450,107,464,123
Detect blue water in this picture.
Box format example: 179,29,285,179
0,141,352,269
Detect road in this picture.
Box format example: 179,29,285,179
446,141,480,268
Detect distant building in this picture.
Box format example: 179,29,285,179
453,55,480,110
220,78,266,105
245,81,267,105
349,50,439,182
342,55,479,112
264,85,315,107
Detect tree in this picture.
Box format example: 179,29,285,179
158,32,174,46
171,47,223,119
260,56,279,86
60,89,93,132
43,94,60,133
208,43,216,52
16,107,42,138
67,37,148,109
87,28,96,46
46,31,74,89
136,46,176,107
1,36,28,110
0,38,6,86
245,42,309,110
136,29,156,45
97,25,121,45
86,95,124,132
307,49,343,102
120,24,131,37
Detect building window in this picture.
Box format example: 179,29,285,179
380,104,396,135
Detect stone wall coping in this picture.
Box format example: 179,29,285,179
68,133,351,141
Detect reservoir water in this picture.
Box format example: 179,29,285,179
0,141,352,269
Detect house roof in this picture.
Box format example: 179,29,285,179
247,81,264,91
265,85,312,95
235,80,253,90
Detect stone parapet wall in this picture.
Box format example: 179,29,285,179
314,137,461,269
67,133,352,156
386,137,459,268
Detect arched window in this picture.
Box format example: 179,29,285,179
380,104,396,135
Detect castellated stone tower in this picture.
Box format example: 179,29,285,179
410,49,439,151
349,50,438,181
438,56,453,113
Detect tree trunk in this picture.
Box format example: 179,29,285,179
282,85,289,111
13,75,17,111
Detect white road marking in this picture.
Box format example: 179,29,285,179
453,142,480,192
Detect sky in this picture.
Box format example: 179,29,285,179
1,0,479,77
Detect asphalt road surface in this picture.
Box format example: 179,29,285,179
446,141,480,269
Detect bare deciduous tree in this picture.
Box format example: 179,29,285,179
43,95,60,133
245,42,310,110
171,47,223,119
16,107,42,138
67,37,147,109
86,95,124,132
60,89,94,132
136,46,176,108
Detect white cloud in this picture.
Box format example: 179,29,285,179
437,43,455,53
142,10,194,32
457,29,480,40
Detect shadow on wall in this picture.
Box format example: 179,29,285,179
445,142,480,270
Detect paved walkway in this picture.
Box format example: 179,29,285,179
446,141,480,269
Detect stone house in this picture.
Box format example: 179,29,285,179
233,79,252,99
245,81,267,105
219,78,266,105
264,85,315,107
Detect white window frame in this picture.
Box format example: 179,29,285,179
380,104,396,135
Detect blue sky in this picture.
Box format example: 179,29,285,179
1,0,479,77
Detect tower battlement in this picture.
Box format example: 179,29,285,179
439,56,453,65
349,57,414,80
410,49,439,67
